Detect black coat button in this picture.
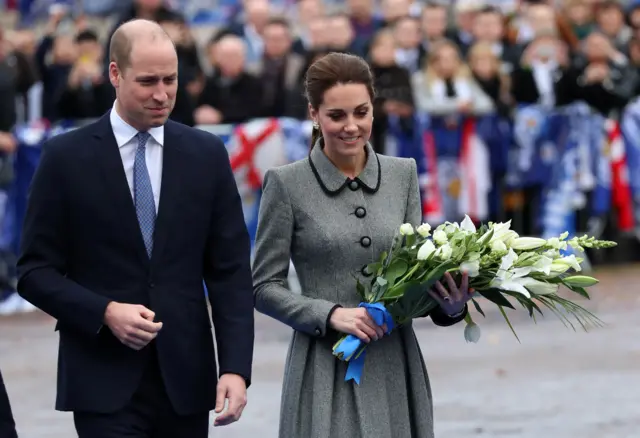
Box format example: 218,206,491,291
355,207,366,218
349,180,359,191
360,236,371,247
361,264,373,277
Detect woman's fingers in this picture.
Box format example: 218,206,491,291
434,280,451,302
460,272,470,298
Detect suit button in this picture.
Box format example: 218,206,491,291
315,328,321,336
360,236,371,248
349,180,359,191
355,207,366,218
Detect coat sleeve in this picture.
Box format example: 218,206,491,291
203,134,255,386
16,139,111,337
252,168,340,337
403,159,468,326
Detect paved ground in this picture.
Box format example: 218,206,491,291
1,263,639,438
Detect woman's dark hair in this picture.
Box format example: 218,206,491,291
304,52,376,148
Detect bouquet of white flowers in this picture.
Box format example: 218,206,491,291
332,215,616,383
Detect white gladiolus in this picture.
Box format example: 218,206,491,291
399,223,414,236
509,237,547,250
520,278,559,295
432,229,448,245
460,260,480,277
417,240,436,260
435,243,452,260
491,240,507,252
460,215,477,233
546,237,568,250
416,223,432,237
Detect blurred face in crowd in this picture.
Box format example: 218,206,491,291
421,6,447,40
433,44,460,78
473,10,504,42
53,35,78,64
629,7,640,29
215,37,246,78
263,23,292,58
328,16,354,48
77,38,102,63
370,31,396,66
348,0,374,20
110,38,177,131
309,83,373,159
597,5,624,37
308,17,331,47
564,0,592,26
297,0,324,27
394,17,421,50
136,0,163,12
583,32,611,62
455,7,477,33
468,44,498,79
381,0,410,24
526,4,556,37
245,0,270,34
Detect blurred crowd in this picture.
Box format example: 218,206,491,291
1,0,640,151
1,0,640,315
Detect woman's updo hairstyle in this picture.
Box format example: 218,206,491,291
304,52,376,148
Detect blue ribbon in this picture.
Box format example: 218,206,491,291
333,302,395,384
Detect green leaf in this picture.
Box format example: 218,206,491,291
471,298,486,318
420,260,456,290
476,288,516,310
498,305,520,343
384,259,409,287
405,233,416,249
562,284,590,299
365,262,382,276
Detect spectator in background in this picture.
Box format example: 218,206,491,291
420,3,449,52
393,16,426,74
467,42,513,117
194,34,264,125
56,30,112,120
472,6,522,75
563,0,596,41
346,0,385,42
369,28,414,154
379,0,412,27
325,13,368,57
450,0,483,55
411,39,495,117
250,17,306,120
510,29,574,108
223,0,270,64
595,0,631,52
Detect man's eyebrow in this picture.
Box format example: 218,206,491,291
135,74,177,81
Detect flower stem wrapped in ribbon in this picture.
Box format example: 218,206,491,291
332,216,616,384
332,303,395,384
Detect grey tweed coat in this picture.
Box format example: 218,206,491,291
252,142,466,438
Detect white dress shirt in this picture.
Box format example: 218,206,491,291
109,103,163,213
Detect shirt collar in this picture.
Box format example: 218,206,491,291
110,101,164,148
308,139,380,195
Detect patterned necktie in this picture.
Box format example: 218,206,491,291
134,132,156,258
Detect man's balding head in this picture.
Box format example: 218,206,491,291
109,19,174,71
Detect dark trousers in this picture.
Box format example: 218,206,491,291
0,367,18,438
73,351,209,438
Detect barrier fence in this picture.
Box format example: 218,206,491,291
1,101,639,265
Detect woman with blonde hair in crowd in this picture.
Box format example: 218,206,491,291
411,39,494,117
466,41,513,117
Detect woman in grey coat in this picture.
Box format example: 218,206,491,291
252,52,472,438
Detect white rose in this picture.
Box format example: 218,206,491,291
460,259,480,277
464,322,481,343
416,223,432,237
432,229,448,245
417,240,436,260
399,223,414,236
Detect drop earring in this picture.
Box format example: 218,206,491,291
313,121,319,129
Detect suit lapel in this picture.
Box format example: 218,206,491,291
150,120,184,265
92,113,150,266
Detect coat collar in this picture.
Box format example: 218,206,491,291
308,139,381,195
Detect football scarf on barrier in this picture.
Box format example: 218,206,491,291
620,102,640,228
605,119,635,232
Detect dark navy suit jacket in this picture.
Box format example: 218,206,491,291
16,112,255,415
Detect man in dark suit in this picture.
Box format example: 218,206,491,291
0,368,18,438
16,19,254,437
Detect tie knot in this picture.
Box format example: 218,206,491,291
137,132,151,149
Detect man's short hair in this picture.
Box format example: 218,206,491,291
109,19,172,71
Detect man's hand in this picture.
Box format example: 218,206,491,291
213,373,247,427
103,302,163,350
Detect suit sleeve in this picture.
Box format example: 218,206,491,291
203,136,255,387
16,141,111,337
403,159,468,326
252,169,340,338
